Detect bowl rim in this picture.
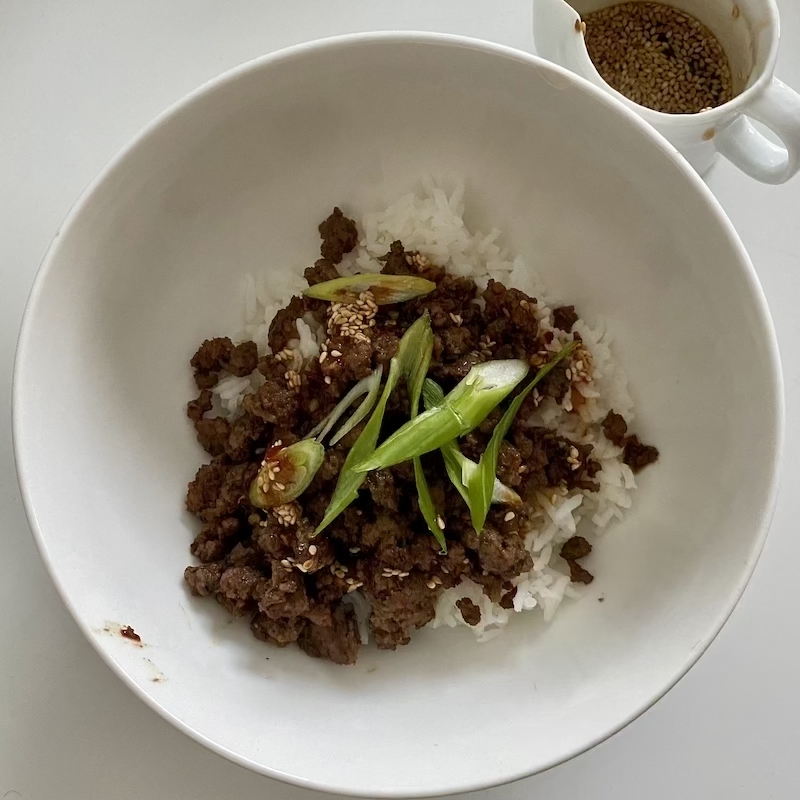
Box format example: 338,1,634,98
12,30,785,798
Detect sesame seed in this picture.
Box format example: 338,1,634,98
280,558,292,569
504,511,516,522
399,571,410,578
324,376,332,385
584,2,733,113
273,482,286,491
433,576,443,585
436,516,445,530
426,580,437,590
441,566,450,574
349,547,361,554
308,545,317,556
319,351,327,363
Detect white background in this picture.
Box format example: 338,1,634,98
1,1,799,798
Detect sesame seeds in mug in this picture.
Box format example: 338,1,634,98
583,2,734,114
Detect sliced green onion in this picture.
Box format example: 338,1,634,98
404,319,444,550
329,366,383,446
303,273,435,305
313,315,433,536
249,439,325,509
304,367,383,444
468,341,578,533
355,359,529,473
422,378,521,509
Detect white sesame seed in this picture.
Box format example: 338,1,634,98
308,545,317,556
319,351,327,363
436,516,445,530
324,376,332,385
330,349,342,358
426,580,437,590
504,511,516,522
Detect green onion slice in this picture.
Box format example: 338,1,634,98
355,359,529,473
303,273,435,305
313,315,433,536
249,439,325,510
467,341,578,533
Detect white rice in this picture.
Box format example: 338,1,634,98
224,178,638,640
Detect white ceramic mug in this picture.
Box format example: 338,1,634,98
533,0,800,183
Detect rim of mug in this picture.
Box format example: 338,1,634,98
577,0,781,123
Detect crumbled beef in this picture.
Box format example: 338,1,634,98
367,574,439,650
499,586,517,610
496,441,523,488
184,562,224,596
560,536,594,584
482,280,538,353
186,463,227,515
242,380,298,428
602,410,628,447
225,413,265,462
461,523,532,578
552,305,579,332
268,295,306,354
190,517,241,563
298,604,361,665
540,361,571,403
409,275,477,330
457,598,481,626
380,240,413,276
567,560,594,585
560,536,592,561
304,258,340,286
183,216,657,663
191,337,234,373
257,568,309,620
216,566,264,616
251,612,305,646
623,435,660,473
440,326,475,358
187,389,213,423
227,341,259,377
371,327,400,368
365,469,399,511
194,416,231,457
318,207,358,264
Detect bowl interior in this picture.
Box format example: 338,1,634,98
14,35,781,797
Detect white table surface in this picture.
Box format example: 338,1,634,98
2,1,799,798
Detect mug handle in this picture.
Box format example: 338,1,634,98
714,77,800,184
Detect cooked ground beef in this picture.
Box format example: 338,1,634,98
182,208,657,663
602,410,628,446
457,598,482,626
567,560,594,585
602,410,659,473
318,207,358,264
552,305,579,332
560,535,592,561
623,435,660,473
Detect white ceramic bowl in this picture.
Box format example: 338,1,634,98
13,33,782,797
